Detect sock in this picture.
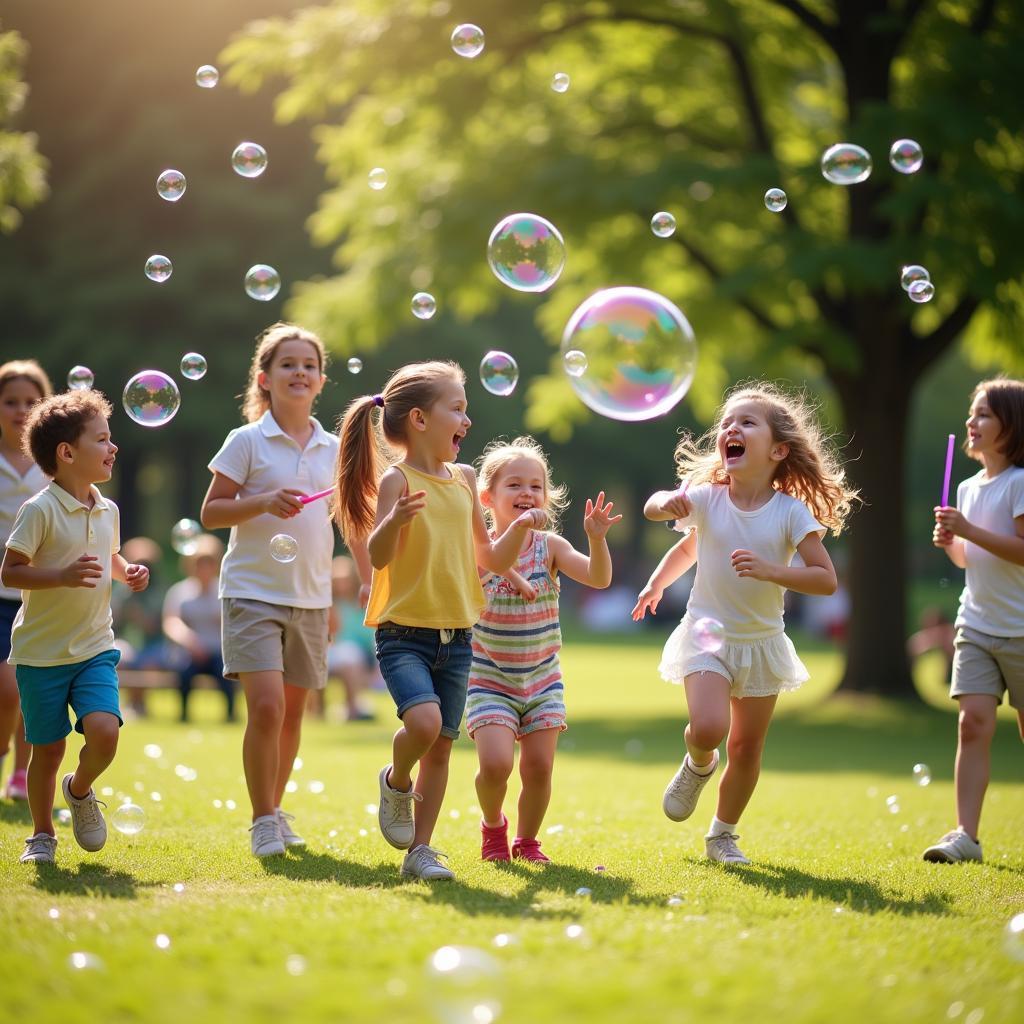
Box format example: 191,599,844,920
685,753,716,775
707,816,737,838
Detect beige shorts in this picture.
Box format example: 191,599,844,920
950,626,1024,709
222,598,329,690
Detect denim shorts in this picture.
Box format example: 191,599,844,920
374,624,473,740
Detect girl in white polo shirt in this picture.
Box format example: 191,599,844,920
201,323,367,858
638,382,859,866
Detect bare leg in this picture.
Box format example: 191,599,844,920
389,702,442,792
516,727,560,840
682,671,731,767
473,724,516,826
716,695,778,824
239,671,285,821
954,694,998,839
412,734,453,849
274,684,309,807
69,711,120,797
0,662,30,770
27,738,65,836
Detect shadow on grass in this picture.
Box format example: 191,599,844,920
30,862,153,899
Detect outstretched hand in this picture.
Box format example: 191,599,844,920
631,582,663,621
583,492,623,537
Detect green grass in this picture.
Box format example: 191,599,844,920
2,642,1022,1024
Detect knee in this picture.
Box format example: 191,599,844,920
85,718,119,756
247,694,285,730
477,750,514,784
422,735,453,769
687,720,728,752
33,741,66,770
726,733,765,766
958,707,995,745
519,753,553,787
403,704,442,747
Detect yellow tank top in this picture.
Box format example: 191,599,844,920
364,463,485,629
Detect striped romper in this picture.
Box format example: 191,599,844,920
466,530,566,738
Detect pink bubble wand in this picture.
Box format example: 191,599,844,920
300,487,333,505
940,433,955,507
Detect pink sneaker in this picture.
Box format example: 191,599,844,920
512,837,550,863
481,816,510,861
4,769,28,801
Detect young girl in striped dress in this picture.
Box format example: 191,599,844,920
468,437,622,862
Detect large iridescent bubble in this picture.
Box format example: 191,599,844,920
487,213,565,293
122,371,181,428
560,287,697,422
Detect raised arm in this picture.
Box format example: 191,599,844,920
644,485,692,522
460,465,542,575
200,471,304,530
632,531,697,621
548,492,622,589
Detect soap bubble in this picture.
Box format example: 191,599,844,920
180,353,207,380
909,280,935,304
411,292,437,320
195,65,218,88
170,519,202,556
156,169,186,202
270,534,299,563
244,264,281,302
451,24,485,59
885,795,900,815
368,167,388,190
479,352,519,397
693,616,725,653
145,254,172,283
487,213,566,293
650,211,676,238
900,265,930,291
912,763,931,787
551,72,570,93
67,366,94,390
143,743,163,759
112,802,146,836
565,924,585,940
560,287,697,422
426,946,502,1024
889,139,923,175
231,141,268,178
821,143,872,185
1005,913,1024,962
347,357,363,374
68,952,103,970
173,882,185,893
764,188,787,212
55,808,72,826
155,934,171,950
563,349,588,379
123,371,181,428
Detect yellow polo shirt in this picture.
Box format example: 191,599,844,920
6,482,120,666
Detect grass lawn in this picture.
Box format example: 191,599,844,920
1,640,1022,1024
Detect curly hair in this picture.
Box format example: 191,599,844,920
25,389,114,476
476,436,570,534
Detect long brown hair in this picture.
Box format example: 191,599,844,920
968,377,1024,467
240,322,327,423
673,381,860,535
334,361,466,541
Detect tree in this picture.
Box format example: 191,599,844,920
224,0,1024,696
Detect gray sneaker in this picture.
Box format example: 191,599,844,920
378,765,421,849
276,809,305,848
61,774,107,852
401,844,454,881
663,750,719,822
923,828,983,863
249,814,285,857
20,833,58,864
705,831,751,865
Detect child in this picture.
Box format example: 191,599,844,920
469,436,621,863
0,360,52,800
335,361,542,881
637,382,857,864
1,389,149,863
925,377,1024,864
201,322,367,858
326,554,378,722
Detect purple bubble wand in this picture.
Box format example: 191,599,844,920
940,433,955,507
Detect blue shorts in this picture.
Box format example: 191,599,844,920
0,597,20,662
374,625,473,740
15,649,122,745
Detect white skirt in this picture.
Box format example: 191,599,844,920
658,615,809,698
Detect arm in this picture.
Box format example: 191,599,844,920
504,566,538,602
631,531,697,621
935,506,1024,567
643,485,692,522
460,465,542,575
1,547,102,591
548,492,623,589
200,471,304,530
368,469,427,570
730,532,837,596
112,553,149,592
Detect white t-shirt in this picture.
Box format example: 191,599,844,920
0,454,49,602
672,483,824,639
163,576,221,652
209,412,337,610
955,466,1024,637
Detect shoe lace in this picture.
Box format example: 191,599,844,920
414,844,448,868
25,833,55,854
709,832,743,858
391,788,423,825
76,795,106,829
277,810,299,837
249,818,281,846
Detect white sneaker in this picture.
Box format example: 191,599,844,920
705,830,751,864
20,833,57,864
276,809,305,848
378,765,421,849
401,844,454,881
249,814,285,857
923,828,982,863
663,750,719,822
61,774,107,852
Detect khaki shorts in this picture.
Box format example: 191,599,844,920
950,626,1024,709
222,598,329,690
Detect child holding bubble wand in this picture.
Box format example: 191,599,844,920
201,323,368,859
924,377,1024,864
334,363,542,881
637,382,857,864
468,436,622,863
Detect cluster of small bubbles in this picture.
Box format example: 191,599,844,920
411,292,437,319
551,72,570,93
565,924,585,940
368,167,388,190
563,349,588,379
764,187,787,212
173,882,185,893
174,764,198,782
480,351,519,397
487,213,565,293
308,780,325,794
912,763,931,786
145,254,173,283
285,954,308,977
55,808,72,826
574,886,592,898
231,141,268,178
889,139,923,174
909,280,935,304
347,357,363,374
451,23,485,59
68,952,103,971
821,143,872,185
885,795,900,814
156,169,186,202
112,802,146,835
1005,912,1024,962
694,616,725,653
180,353,207,380
650,211,676,238
67,366,94,390
155,934,171,950
270,534,299,564
170,519,201,557
900,265,930,291
561,287,697,422
244,264,281,302
195,65,219,88
123,370,181,428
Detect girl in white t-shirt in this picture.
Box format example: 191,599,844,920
924,377,1024,865
636,382,858,865
201,323,368,859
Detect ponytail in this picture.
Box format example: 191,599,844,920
334,395,384,541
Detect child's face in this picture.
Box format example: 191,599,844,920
483,456,547,526
965,390,1003,461
0,378,44,441
63,414,117,484
259,339,324,411
717,399,787,476
419,379,471,462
